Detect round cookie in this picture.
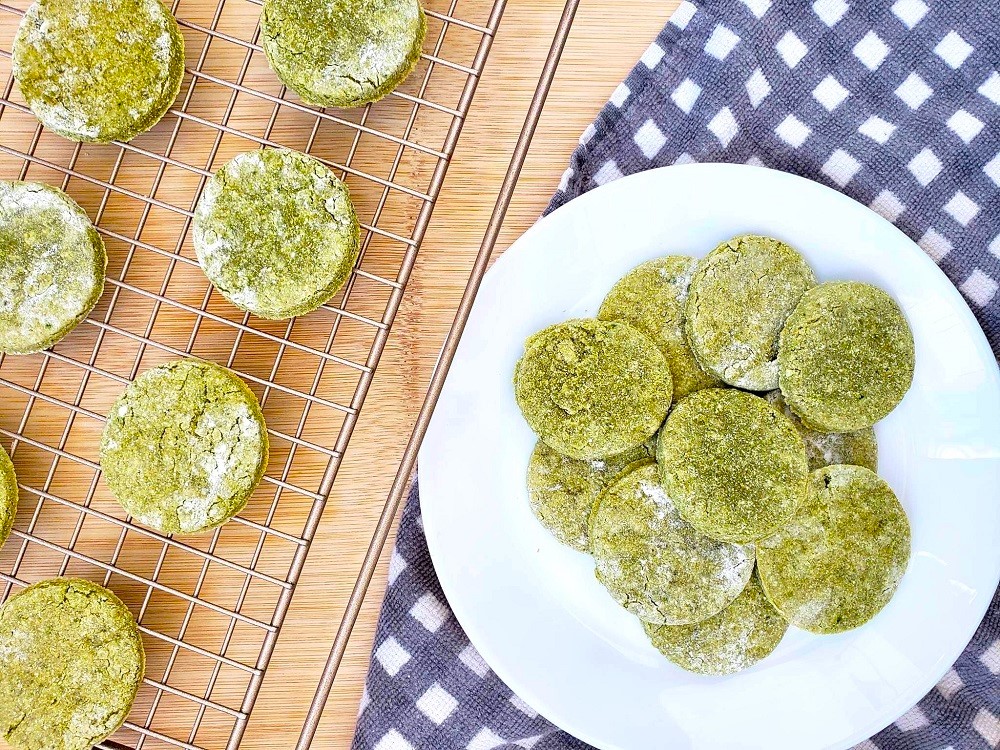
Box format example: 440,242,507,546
13,0,184,142
757,464,910,634
0,443,17,549
0,578,145,750
193,148,361,320
261,0,426,108
514,319,672,460
0,181,107,354
657,388,808,543
643,572,788,675
527,439,652,552
766,391,878,472
101,359,269,535
598,256,721,400
590,463,755,625
778,281,914,432
685,235,816,391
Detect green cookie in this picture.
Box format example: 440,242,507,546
514,319,672,460
658,388,808,543
644,571,787,675
0,578,145,750
758,465,910,634
0,443,17,549
0,181,107,354
590,464,755,625
766,391,878,472
685,235,816,391
261,0,426,108
193,148,361,320
598,256,721,400
778,281,915,432
13,0,184,142
101,359,269,535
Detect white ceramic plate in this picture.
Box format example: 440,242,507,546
420,164,1000,750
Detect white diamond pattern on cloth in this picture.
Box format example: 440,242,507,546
355,3,1000,748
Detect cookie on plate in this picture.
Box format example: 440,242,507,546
658,388,808,543
261,0,426,108
598,256,720,400
13,0,184,142
778,281,914,432
0,181,106,354
766,391,877,472
0,578,145,750
101,359,269,535
643,571,787,675
193,148,360,320
514,319,672,460
590,463,755,625
757,464,910,634
685,235,815,391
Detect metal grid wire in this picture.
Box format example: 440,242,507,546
0,0,504,747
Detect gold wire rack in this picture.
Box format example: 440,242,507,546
0,0,511,747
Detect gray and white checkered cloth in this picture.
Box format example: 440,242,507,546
353,2,1000,749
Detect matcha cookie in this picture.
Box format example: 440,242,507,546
0,443,17,549
643,572,787,675
261,0,426,108
658,388,808,543
758,465,910,634
193,148,361,320
514,319,672,460
0,181,107,354
527,439,652,552
101,359,269,535
778,281,914,432
590,464,754,625
685,235,816,391
0,578,145,750
598,256,721,400
13,0,184,142
766,391,878,472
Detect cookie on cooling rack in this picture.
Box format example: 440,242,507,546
101,359,269,535
598,256,720,400
0,443,17,549
0,578,145,750
0,181,107,355
261,0,426,108
12,0,184,142
193,147,361,320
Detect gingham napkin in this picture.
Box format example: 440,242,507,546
353,2,1000,748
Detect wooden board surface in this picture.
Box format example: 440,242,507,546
0,0,679,748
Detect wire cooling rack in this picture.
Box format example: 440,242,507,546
0,0,521,748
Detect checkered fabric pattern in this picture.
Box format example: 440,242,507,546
353,2,1000,749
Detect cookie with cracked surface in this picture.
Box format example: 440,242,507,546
766,391,877,472
757,464,910,634
527,439,652,552
0,181,106,354
13,0,184,142
0,578,145,750
193,148,360,320
590,463,754,626
514,319,672,460
261,0,426,108
598,256,721,400
0,443,17,549
101,359,269,535
643,571,787,675
657,388,808,543
778,281,914,432
685,235,816,391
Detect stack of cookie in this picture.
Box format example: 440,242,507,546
515,234,915,676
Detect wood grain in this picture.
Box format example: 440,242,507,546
0,0,679,748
